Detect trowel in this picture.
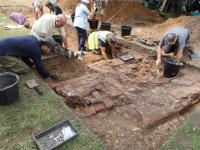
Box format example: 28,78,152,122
26,79,43,95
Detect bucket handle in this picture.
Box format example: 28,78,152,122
0,72,19,92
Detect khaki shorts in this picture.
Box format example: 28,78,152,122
0,55,30,74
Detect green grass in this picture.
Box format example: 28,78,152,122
0,73,104,150
160,111,200,150
0,13,104,150
0,13,29,38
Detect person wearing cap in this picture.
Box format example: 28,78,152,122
33,0,43,20
74,0,91,60
0,35,60,81
45,2,63,15
9,12,30,29
31,13,68,53
156,27,190,66
88,31,117,59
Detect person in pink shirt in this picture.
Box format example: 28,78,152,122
9,12,30,29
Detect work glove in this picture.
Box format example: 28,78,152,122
155,59,161,67
65,48,69,57
49,74,61,81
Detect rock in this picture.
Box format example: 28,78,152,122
103,99,115,109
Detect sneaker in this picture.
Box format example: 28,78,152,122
77,51,84,60
78,55,84,61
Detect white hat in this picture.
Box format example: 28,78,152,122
81,0,90,4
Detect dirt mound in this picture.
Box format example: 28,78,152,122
0,5,32,16
58,0,79,13
59,0,164,26
105,1,163,26
134,15,200,49
182,16,200,45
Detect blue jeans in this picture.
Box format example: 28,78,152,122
75,27,87,51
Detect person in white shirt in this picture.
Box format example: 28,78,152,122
31,14,68,52
33,0,43,20
74,0,91,60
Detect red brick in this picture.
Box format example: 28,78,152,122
93,103,106,112
75,107,81,113
104,99,114,108
85,106,96,116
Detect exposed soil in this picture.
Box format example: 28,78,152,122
2,0,200,150
43,56,88,84
134,15,200,49
105,1,164,26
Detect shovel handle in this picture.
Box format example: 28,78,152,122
34,87,43,95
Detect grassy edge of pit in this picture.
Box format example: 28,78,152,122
159,109,200,150
0,13,105,150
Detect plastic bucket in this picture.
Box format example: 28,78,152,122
0,72,19,105
163,57,182,78
52,34,63,45
121,25,132,37
88,19,99,29
100,22,111,31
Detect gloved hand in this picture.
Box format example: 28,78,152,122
65,48,69,57
49,74,61,81
156,59,161,67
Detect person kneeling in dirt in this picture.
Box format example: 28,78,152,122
33,0,43,20
88,31,117,59
45,2,63,15
0,35,60,81
31,14,69,54
9,12,30,29
156,27,190,66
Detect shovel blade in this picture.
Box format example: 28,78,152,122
26,79,39,88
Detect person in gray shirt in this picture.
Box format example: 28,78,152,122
156,27,190,66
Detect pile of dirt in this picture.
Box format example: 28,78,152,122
182,16,200,45
134,15,200,49
58,0,79,13
105,1,164,26
59,0,164,26
0,5,32,16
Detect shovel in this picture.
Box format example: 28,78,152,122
26,79,43,95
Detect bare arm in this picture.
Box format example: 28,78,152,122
100,46,109,59
176,49,183,61
62,36,68,48
59,27,68,48
110,45,116,58
157,45,163,61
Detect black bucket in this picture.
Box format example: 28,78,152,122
0,72,19,105
121,25,132,37
163,57,182,78
88,19,99,29
52,34,63,45
71,13,75,23
100,22,111,31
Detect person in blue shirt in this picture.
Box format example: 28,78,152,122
0,35,60,81
45,2,63,15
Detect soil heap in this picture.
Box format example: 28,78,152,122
59,0,164,26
